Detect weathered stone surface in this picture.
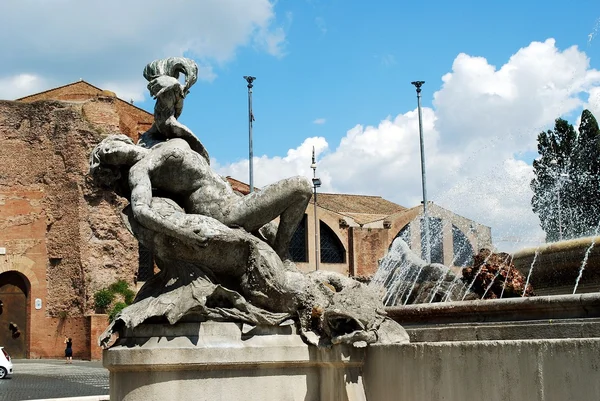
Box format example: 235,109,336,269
104,321,367,401
0,100,138,318
91,57,408,348
462,248,534,299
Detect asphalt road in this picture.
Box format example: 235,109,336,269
0,359,108,401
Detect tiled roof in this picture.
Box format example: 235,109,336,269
223,179,405,221
226,176,258,195
315,193,406,215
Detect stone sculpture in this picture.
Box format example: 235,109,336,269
90,57,409,348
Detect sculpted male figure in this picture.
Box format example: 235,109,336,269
91,134,311,264
90,57,410,347
91,135,399,346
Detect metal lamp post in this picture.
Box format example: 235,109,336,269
411,80,430,263
311,147,321,271
243,76,256,193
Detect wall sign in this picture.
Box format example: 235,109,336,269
0,247,5,255
35,298,42,310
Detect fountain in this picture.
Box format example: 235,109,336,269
370,237,474,304
92,57,410,401
366,210,600,399
513,235,600,295
86,56,600,401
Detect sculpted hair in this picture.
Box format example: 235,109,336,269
143,57,198,94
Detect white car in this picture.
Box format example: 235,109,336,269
0,347,13,379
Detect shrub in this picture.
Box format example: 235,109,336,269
108,302,127,322
122,288,136,304
94,288,115,312
96,279,136,318
108,280,130,294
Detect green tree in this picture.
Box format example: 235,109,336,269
531,110,600,242
571,110,600,236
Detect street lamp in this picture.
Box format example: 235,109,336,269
243,75,256,193
411,80,430,263
311,147,321,271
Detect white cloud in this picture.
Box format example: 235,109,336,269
585,86,600,118
313,118,326,125
214,136,330,187
0,74,52,100
217,39,600,253
0,0,286,100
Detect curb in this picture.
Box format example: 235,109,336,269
28,396,109,401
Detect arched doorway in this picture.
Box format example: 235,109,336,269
0,271,29,358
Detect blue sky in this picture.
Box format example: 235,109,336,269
1,0,600,251
130,0,600,164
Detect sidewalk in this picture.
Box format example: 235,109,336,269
0,359,108,401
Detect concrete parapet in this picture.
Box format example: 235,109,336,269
364,338,600,401
103,321,366,401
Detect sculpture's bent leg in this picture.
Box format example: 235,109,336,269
224,176,312,259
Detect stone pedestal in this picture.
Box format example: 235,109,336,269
103,321,366,401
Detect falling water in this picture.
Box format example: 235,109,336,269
573,239,596,294
442,277,459,302
460,251,495,301
522,249,539,297
573,222,600,294
481,269,502,298
480,253,512,299
428,266,448,303
370,239,417,306
402,264,426,305
499,259,511,299
372,235,466,306
588,17,600,44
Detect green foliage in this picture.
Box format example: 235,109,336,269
531,110,600,242
122,289,135,305
108,302,127,322
93,288,115,312
94,279,136,316
108,280,129,294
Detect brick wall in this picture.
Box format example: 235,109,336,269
350,227,391,278
0,100,139,359
88,314,108,361
18,81,154,143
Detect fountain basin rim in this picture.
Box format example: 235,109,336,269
385,293,600,325
512,235,600,258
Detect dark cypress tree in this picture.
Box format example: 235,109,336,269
531,110,600,242
531,118,577,242
571,109,600,236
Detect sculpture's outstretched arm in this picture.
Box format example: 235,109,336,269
129,164,211,246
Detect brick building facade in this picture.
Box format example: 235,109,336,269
0,84,148,359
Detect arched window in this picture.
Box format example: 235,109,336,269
289,214,308,262
393,224,411,248
452,225,474,267
320,221,345,263
421,216,444,264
